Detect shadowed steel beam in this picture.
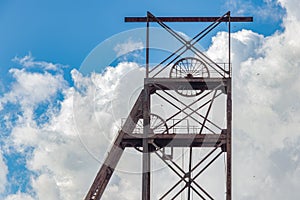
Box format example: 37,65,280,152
125,17,253,22
121,133,226,148
145,77,227,92
226,79,232,200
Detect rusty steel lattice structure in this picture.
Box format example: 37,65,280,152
85,11,252,200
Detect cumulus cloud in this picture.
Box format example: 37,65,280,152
207,29,265,65
0,68,66,115
1,59,146,199
0,151,8,195
206,24,300,199
226,0,285,22
211,1,300,199
114,38,144,57
12,53,66,71
4,192,35,200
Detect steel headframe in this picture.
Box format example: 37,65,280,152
124,11,251,200
85,11,252,200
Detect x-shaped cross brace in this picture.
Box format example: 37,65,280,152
155,143,224,200
154,83,224,134
146,11,231,78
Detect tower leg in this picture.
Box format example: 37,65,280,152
226,79,232,200
142,85,151,200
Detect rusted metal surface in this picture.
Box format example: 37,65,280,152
145,77,227,92
142,85,151,200
121,133,227,148
226,79,232,200
125,16,253,22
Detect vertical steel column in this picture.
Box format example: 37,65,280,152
142,85,151,200
187,147,193,200
142,12,151,200
228,11,231,71
146,12,150,78
226,11,232,200
226,80,232,200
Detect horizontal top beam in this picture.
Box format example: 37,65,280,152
125,17,253,23
144,77,228,93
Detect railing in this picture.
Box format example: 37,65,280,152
120,118,220,135
147,62,232,79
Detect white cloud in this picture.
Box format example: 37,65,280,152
4,192,34,200
226,0,284,22
213,1,300,198
2,61,146,199
278,0,300,20
207,29,264,65
12,53,66,71
32,174,61,200
0,68,66,123
0,151,8,195
114,38,144,57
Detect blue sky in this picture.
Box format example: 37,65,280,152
2,0,300,199
0,0,284,85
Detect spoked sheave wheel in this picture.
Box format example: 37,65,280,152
133,113,169,152
170,57,210,97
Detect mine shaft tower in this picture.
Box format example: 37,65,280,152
85,11,252,200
